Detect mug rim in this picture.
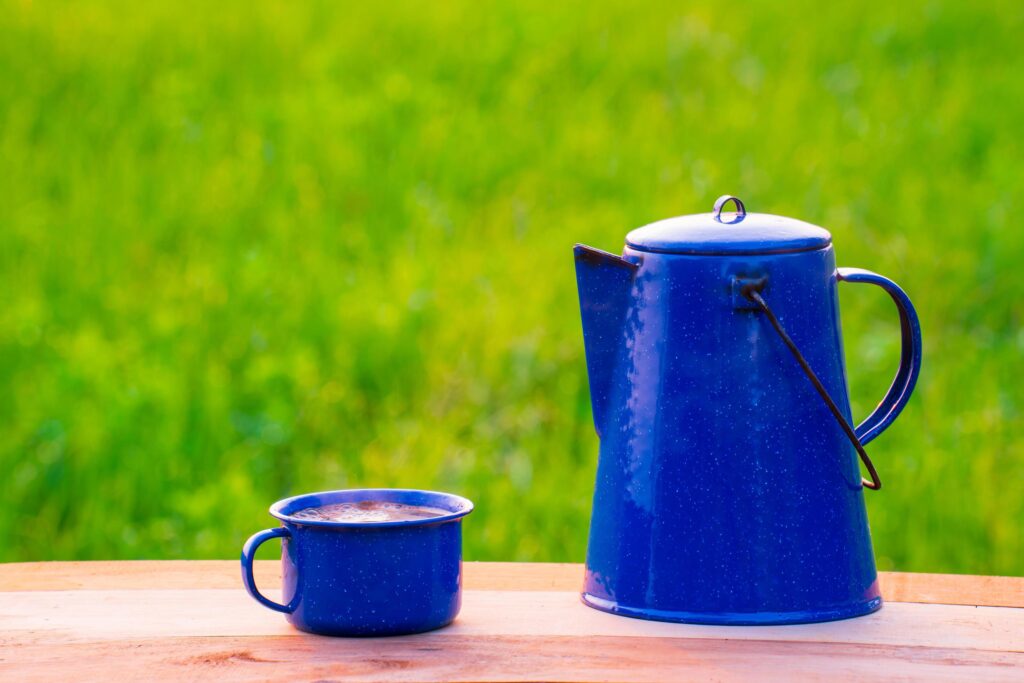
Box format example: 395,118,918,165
269,488,474,529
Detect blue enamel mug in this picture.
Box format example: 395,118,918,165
241,488,474,636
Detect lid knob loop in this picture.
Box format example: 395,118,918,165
713,195,746,223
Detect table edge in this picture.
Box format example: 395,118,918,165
0,560,1021,608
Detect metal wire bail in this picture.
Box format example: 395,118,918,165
742,282,883,491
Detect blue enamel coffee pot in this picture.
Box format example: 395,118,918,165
574,195,922,625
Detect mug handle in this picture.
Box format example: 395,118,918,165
837,268,923,445
240,527,294,613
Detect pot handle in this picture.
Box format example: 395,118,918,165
241,527,294,613
837,268,923,446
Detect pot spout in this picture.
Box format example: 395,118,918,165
573,244,638,436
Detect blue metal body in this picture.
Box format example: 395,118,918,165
574,198,922,625
241,488,473,636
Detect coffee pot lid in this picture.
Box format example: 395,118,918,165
625,195,832,255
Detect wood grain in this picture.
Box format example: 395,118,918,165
2,562,1023,682
4,587,1023,651
5,634,1023,683
1,561,1022,607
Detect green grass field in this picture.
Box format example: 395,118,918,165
1,0,1022,575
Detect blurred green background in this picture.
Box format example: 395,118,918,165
1,0,1021,575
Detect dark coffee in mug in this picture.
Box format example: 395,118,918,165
291,500,450,523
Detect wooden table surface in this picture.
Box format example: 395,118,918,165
2,561,1022,682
